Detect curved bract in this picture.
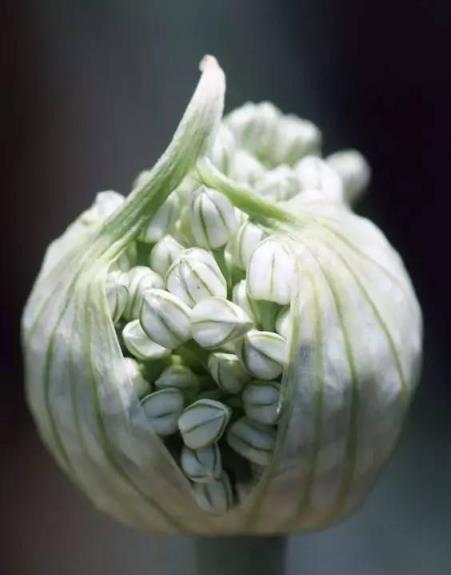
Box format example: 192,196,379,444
22,57,422,534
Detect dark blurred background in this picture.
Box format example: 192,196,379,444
1,1,450,573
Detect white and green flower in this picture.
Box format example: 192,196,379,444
190,185,237,249
22,56,422,534
149,235,185,277
140,288,191,349
166,248,227,306
191,297,252,349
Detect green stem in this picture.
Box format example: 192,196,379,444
177,340,210,371
197,158,297,225
196,536,287,575
213,248,231,296
256,301,280,332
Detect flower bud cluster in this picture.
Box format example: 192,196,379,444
23,58,420,534
209,102,370,205
106,184,292,512
103,101,372,514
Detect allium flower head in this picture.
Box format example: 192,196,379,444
22,56,422,534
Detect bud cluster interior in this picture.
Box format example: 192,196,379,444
96,102,368,514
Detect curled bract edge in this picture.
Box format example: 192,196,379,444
22,56,422,535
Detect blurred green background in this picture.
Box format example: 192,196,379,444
1,1,450,573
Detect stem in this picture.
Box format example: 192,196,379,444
196,535,287,575
256,301,279,332
177,340,210,371
213,248,231,295
197,158,297,225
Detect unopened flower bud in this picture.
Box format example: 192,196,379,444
273,116,321,165
190,186,237,249
140,194,180,243
132,169,151,189
125,266,164,320
236,329,287,380
295,156,343,202
208,352,250,394
178,399,231,449
225,102,279,161
191,297,252,349
180,444,222,483
229,220,267,271
80,190,125,225
95,190,125,218
155,365,199,397
141,388,184,436
105,271,129,323
166,248,227,306
210,124,235,171
149,235,184,277
23,58,423,532
122,320,171,361
254,166,300,201
227,417,276,465
123,357,151,399
242,381,281,425
232,280,259,323
326,149,371,203
247,237,296,305
140,289,191,350
193,472,233,514
227,149,265,185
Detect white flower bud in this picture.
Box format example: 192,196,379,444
125,266,164,320
191,297,252,350
178,399,231,449
295,156,343,202
236,329,287,380
123,357,151,399
140,289,191,350
273,116,321,165
254,166,300,201
166,248,226,306
141,388,184,436
208,352,250,394
193,472,233,514
105,271,129,323
132,169,151,189
173,173,199,203
226,417,276,465
226,102,279,161
229,220,267,271
140,194,180,243
190,186,237,249
247,237,296,305
95,191,125,219
180,444,222,483
154,365,199,396
80,190,125,226
122,320,171,361
210,124,236,171
149,235,184,277
227,149,265,185
242,381,281,425
275,306,291,339
232,280,259,323
326,149,371,203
